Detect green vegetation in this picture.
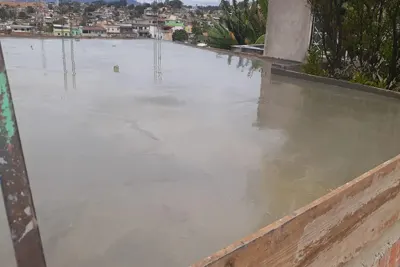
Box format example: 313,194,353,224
172,29,188,42
302,48,326,77
254,34,265,45
26,6,35,14
307,0,400,90
0,7,16,21
207,23,237,49
165,0,183,9
17,11,28,19
207,0,267,48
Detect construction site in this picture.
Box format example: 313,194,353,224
0,37,399,267
1,0,400,266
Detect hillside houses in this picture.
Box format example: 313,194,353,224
0,1,219,41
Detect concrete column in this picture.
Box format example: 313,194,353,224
264,0,312,62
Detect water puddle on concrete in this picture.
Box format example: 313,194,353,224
0,38,400,267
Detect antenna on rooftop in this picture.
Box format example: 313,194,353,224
41,38,47,74
71,38,76,89
61,39,68,91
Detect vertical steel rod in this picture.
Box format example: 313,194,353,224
0,43,47,267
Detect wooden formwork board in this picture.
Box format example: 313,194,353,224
192,154,400,267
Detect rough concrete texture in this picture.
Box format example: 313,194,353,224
1,39,400,267
264,0,312,62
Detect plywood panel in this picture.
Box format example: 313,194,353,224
192,154,400,267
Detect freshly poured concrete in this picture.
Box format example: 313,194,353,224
0,39,400,267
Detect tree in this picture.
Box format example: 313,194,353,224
134,4,147,16
46,23,54,33
192,20,203,36
0,8,9,21
308,0,347,74
80,15,88,26
195,9,203,16
72,2,81,13
53,18,67,25
85,5,96,13
48,3,54,10
168,0,183,9
218,0,267,45
172,29,188,41
9,10,16,19
207,23,237,49
26,6,35,14
307,0,400,89
18,11,28,19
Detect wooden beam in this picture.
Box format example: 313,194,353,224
0,42,47,267
192,154,400,267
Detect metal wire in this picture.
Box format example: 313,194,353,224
61,39,68,91
70,39,76,89
153,1,162,82
41,39,46,75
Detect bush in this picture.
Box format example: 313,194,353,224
172,29,188,42
302,48,326,76
206,23,237,49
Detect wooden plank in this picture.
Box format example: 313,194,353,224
0,43,47,266
191,154,400,267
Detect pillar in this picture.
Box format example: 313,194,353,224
264,0,312,62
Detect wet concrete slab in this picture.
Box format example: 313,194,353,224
0,38,400,267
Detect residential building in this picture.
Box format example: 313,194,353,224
132,20,150,37
162,26,173,41
149,25,163,39
144,7,157,17
81,26,106,37
168,15,177,20
11,25,34,33
104,24,120,35
71,27,82,37
165,20,184,32
53,24,71,36
44,16,53,24
119,24,133,36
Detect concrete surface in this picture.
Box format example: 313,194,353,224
264,0,312,62
0,39,400,267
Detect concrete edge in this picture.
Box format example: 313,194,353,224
174,42,400,100
271,68,400,100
